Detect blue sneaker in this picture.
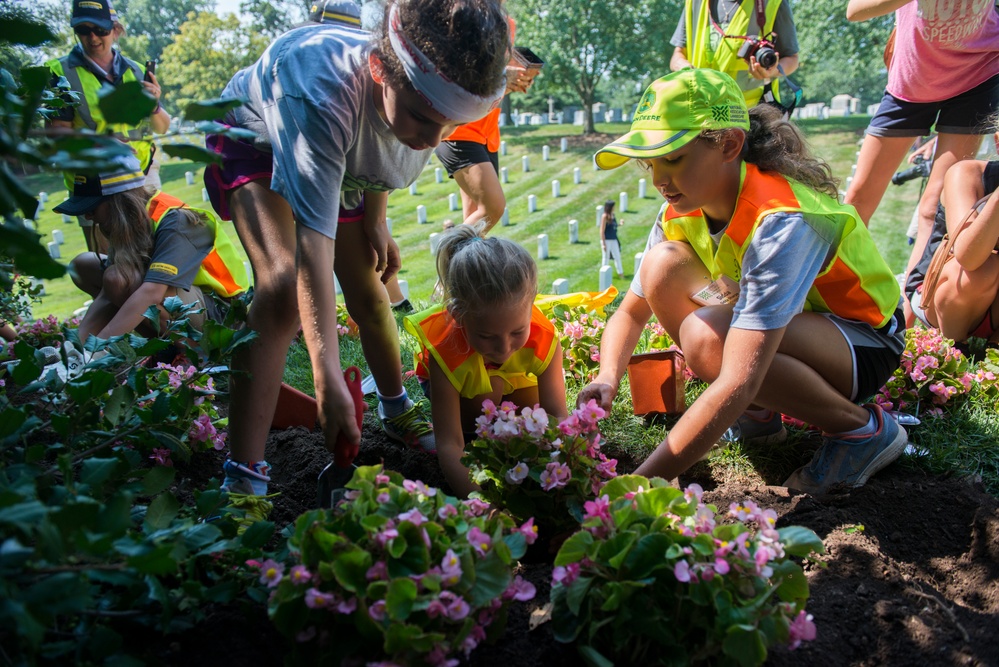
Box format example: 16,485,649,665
221,459,276,533
783,404,907,497
719,410,787,446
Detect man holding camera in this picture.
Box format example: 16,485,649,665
669,0,799,106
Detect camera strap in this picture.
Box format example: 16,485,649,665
761,64,802,119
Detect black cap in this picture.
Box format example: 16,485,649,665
71,0,116,32
54,154,145,216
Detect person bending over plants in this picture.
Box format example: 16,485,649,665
578,69,908,496
59,154,247,347
404,223,567,497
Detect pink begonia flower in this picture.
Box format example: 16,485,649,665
505,461,530,484
344,488,361,501
149,448,173,467
259,559,284,587
366,561,388,581
590,347,600,362
445,594,471,621
295,626,317,643
583,494,611,522
376,473,391,484
426,598,447,619
335,597,357,614
374,526,399,548
674,560,693,583
693,506,716,533
491,416,520,438
474,414,492,437
481,398,498,419
540,461,571,491
714,557,731,575
467,526,492,556
398,508,427,526
498,400,517,417
564,322,585,341
729,501,757,522
521,405,549,436
503,575,536,601
188,414,216,443
438,503,459,519
557,414,582,437
518,518,539,545
403,479,437,496
368,599,387,622
427,646,459,667
440,549,463,587
462,624,487,655
683,483,704,503
552,562,580,586
788,610,817,649
577,398,606,425
596,456,618,478
463,498,490,517
305,587,334,609
377,492,391,504
211,430,227,451
754,546,775,578
289,565,311,585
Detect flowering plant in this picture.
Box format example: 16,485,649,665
263,465,537,666
551,475,823,666
548,304,606,382
143,361,228,457
461,399,617,535
875,327,974,417
13,314,79,350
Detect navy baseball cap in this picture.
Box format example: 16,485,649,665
71,0,117,32
54,154,145,216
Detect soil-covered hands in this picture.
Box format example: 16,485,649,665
576,380,616,413
317,376,362,457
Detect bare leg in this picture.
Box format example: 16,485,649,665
844,134,914,225
227,181,302,464
454,161,506,233
932,254,999,341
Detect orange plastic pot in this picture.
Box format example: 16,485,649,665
271,382,318,430
626,350,686,415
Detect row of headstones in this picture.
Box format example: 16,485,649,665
838,151,861,199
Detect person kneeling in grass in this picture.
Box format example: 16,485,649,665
578,69,908,496
59,154,247,348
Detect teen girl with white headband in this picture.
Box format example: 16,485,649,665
203,0,510,511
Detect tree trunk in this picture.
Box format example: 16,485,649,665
582,90,596,135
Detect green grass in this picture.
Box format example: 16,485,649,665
25,119,999,495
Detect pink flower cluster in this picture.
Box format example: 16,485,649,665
875,327,975,414
552,307,607,382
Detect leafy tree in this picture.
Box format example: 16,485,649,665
239,0,311,38
157,11,269,116
115,0,214,61
510,0,678,134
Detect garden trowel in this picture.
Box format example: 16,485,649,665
317,366,364,509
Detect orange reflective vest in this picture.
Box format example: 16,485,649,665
148,192,248,298
404,303,557,398
661,163,899,328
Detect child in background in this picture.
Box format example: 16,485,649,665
404,224,567,496
600,199,625,278
580,69,907,496
203,0,510,506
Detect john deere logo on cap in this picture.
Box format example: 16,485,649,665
637,90,656,114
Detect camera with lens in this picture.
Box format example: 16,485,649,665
891,155,932,186
737,38,778,69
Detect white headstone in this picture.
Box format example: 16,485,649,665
409,182,418,196
573,110,585,126
551,180,560,198
397,279,410,299
560,137,568,152
500,140,507,156
599,265,613,291
845,176,853,191
638,178,647,199
448,193,459,211
596,204,603,228
537,234,549,260
52,229,64,245
30,277,45,297
542,146,550,161
334,273,342,295
522,155,530,172
573,167,581,185
552,278,569,295
202,188,209,202
23,219,35,231
417,204,427,224
619,191,628,213
435,167,443,184
38,191,48,204
498,113,506,127
501,207,510,227
62,214,73,224
568,219,579,244
430,232,441,254
47,242,60,259
185,171,194,185
500,167,509,184
851,163,857,177
527,194,537,213
634,252,644,275
386,217,393,235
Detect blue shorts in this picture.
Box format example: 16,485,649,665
866,73,999,138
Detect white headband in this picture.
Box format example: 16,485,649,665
387,5,504,123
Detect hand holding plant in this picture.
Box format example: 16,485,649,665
551,475,823,666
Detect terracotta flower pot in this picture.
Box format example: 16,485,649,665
271,382,318,430
626,350,686,415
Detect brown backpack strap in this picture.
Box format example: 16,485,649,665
921,196,990,307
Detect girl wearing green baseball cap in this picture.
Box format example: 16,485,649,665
582,68,907,497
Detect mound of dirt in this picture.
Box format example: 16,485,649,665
172,416,999,667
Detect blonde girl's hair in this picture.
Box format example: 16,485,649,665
435,222,537,324
702,104,840,199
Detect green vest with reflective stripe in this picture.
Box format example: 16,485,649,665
660,163,900,328
684,0,782,106
46,54,153,191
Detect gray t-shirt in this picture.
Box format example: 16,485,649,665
670,0,799,95
145,209,214,290
223,25,433,238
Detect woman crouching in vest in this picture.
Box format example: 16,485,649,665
403,223,567,497
57,154,247,352
580,69,907,497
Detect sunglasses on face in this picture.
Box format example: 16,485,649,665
74,25,110,37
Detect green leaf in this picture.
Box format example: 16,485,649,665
578,645,615,667
634,486,683,517
773,560,810,602
0,500,47,531
383,623,423,655
385,578,418,621
550,583,582,643
565,575,593,616
468,550,512,607
0,166,46,223
778,526,825,557
599,474,651,501
98,81,156,126
554,530,593,566
722,624,767,667
160,143,222,165
80,457,120,487
331,546,372,593
183,98,245,122
126,544,178,575
0,18,55,46
143,492,179,532
104,385,135,427
238,519,274,549
622,533,672,579
142,466,176,496
0,406,27,439
183,523,223,552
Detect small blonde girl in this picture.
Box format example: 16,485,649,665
404,224,567,496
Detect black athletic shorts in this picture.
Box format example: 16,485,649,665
435,140,499,178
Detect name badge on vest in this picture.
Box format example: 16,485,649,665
690,275,740,307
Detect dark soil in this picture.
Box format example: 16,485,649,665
167,412,999,667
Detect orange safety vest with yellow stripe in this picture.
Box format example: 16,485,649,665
147,192,248,298
404,303,558,399
660,163,899,328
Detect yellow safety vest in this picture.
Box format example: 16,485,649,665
684,0,782,106
404,304,558,398
661,163,900,328
147,192,248,298
47,52,154,191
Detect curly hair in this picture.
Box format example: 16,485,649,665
702,105,840,199
374,0,509,97
435,222,537,325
